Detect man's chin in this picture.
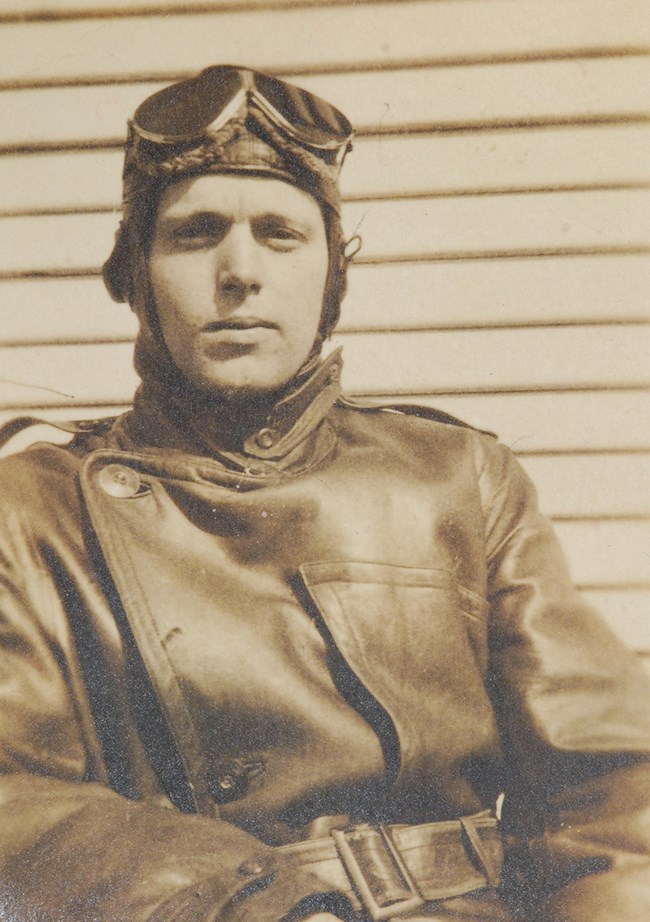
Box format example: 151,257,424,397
209,382,281,404
190,373,294,405
187,355,315,404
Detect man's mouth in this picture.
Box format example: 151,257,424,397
203,318,276,332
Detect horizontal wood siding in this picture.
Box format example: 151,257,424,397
3,256,648,338
2,2,648,86
3,59,650,152
5,125,650,213
0,0,648,654
2,327,648,401
2,191,649,275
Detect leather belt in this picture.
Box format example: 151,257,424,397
278,809,503,921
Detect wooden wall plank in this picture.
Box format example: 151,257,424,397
403,392,650,453
3,57,650,151
343,257,650,329
0,343,138,406
342,190,650,260
2,1,648,85
2,0,330,14
4,124,650,215
1,391,648,453
341,125,650,198
1,328,648,408
2,191,648,276
584,590,650,651
556,520,650,587
0,83,153,149
338,327,650,393
9,0,645,35
1,279,138,343
2,256,647,341
202,58,650,133
519,454,650,519
584,589,650,652
1,150,122,213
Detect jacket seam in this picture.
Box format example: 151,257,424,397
80,455,216,816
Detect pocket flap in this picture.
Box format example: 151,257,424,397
297,562,499,800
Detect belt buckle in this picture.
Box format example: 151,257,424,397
331,824,424,921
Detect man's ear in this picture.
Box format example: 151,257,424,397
102,222,132,304
319,234,361,339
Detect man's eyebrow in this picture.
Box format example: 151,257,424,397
156,209,310,232
255,211,295,221
158,209,230,227
253,211,310,229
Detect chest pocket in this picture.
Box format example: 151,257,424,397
297,561,500,805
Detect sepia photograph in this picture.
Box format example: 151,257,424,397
0,1,649,920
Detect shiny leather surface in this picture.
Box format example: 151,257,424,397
0,386,649,921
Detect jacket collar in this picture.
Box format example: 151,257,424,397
241,348,342,460
115,348,343,473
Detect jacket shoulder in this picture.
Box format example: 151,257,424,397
336,395,497,438
0,415,109,506
0,414,118,457
0,441,81,496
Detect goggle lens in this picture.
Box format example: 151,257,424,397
134,66,242,142
253,71,351,148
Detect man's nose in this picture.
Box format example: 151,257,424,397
215,227,262,301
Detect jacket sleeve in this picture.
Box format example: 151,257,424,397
0,513,347,922
476,437,650,921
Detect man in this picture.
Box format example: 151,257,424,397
0,65,649,922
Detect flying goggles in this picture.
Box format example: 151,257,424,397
133,65,354,169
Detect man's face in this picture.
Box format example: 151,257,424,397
149,174,329,398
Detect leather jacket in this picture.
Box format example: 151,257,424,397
1,353,649,921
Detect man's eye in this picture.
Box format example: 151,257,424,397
177,225,203,239
263,226,304,248
174,218,226,242
270,227,297,239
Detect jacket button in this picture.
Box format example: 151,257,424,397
216,772,238,794
254,427,276,449
209,757,264,803
328,362,341,383
98,464,141,498
238,855,276,878
210,760,248,803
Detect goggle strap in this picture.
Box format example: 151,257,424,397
205,88,248,136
